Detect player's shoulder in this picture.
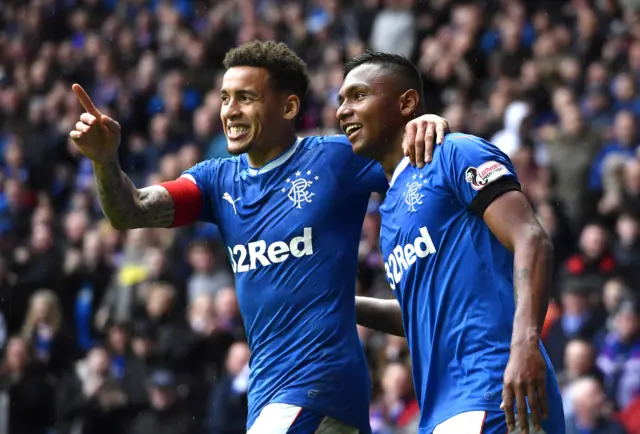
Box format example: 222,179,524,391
297,134,360,167
301,134,352,152
441,133,510,162
183,156,242,180
442,133,493,152
194,155,241,170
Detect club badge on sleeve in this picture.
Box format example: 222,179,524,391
464,161,509,191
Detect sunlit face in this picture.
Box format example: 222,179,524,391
564,340,594,376
337,64,405,158
220,66,293,156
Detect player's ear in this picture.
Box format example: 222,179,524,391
399,90,420,117
283,95,300,120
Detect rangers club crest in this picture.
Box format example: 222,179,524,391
464,161,508,191
282,169,319,209
403,173,425,212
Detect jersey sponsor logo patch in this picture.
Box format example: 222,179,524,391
228,227,313,273
464,161,509,190
282,169,319,209
385,226,436,289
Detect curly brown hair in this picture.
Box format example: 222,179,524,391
223,40,310,101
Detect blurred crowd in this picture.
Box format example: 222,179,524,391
0,0,640,433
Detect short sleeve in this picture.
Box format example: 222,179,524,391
324,135,388,195
182,158,222,224
440,133,521,215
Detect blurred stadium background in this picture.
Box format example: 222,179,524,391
0,0,640,433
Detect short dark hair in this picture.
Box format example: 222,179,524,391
223,41,310,101
344,51,425,112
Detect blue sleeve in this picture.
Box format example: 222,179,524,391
440,133,520,209
323,135,389,195
182,158,222,225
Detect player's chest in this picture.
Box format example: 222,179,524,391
380,172,450,240
379,174,454,291
216,163,341,244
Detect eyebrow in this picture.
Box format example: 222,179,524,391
220,89,258,97
337,83,369,105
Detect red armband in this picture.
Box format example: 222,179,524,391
160,176,203,227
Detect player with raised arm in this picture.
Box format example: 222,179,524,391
339,52,565,434
69,42,449,434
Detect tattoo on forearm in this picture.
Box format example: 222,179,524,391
94,161,175,229
514,269,531,281
513,268,531,304
137,186,175,227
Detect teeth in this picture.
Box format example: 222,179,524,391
229,126,249,135
345,124,362,135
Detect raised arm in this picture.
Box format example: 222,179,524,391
355,296,405,337
70,84,199,230
92,161,175,229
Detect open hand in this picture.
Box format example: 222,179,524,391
402,114,450,168
69,84,121,164
501,341,548,433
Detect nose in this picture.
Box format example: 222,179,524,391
222,98,242,119
336,101,353,121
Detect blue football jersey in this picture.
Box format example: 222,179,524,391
379,133,564,433
184,135,387,433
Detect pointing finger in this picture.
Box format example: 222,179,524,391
72,84,102,117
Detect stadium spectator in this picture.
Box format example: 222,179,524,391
597,295,640,411
56,346,132,434
20,289,75,378
205,341,250,434
565,377,626,434
0,337,54,434
126,369,195,434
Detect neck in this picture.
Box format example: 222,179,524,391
379,128,408,181
246,130,297,169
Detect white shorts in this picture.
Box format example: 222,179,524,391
433,411,547,434
247,403,359,434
